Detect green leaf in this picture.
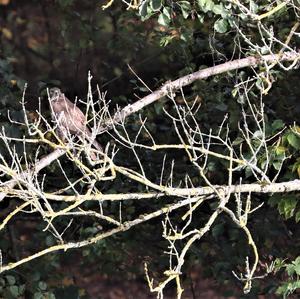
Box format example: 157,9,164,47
180,30,193,42
296,211,300,223
150,0,162,11
287,133,300,149
197,13,204,23
212,4,222,15
9,285,19,298
276,280,300,297
232,137,244,146
286,263,296,276
5,275,16,286
139,0,155,21
274,257,287,270
272,119,285,131
18,284,25,295
272,161,282,170
214,19,228,33
162,7,171,19
279,197,297,219
159,35,174,46
249,0,259,13
197,0,214,12
158,12,170,26
38,281,47,291
275,146,286,155
197,0,206,6
293,258,300,275
139,0,149,17
33,292,43,299
48,293,56,299
212,4,228,17
178,1,191,19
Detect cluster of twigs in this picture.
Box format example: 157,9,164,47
0,43,299,298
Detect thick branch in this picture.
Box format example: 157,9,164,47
40,179,300,201
0,149,66,201
106,51,300,131
0,51,299,201
2,178,299,273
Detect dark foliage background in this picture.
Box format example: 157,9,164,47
0,0,299,298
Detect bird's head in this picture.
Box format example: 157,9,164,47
49,87,62,102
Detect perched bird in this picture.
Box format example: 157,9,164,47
49,87,103,159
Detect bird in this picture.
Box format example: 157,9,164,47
49,87,103,160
